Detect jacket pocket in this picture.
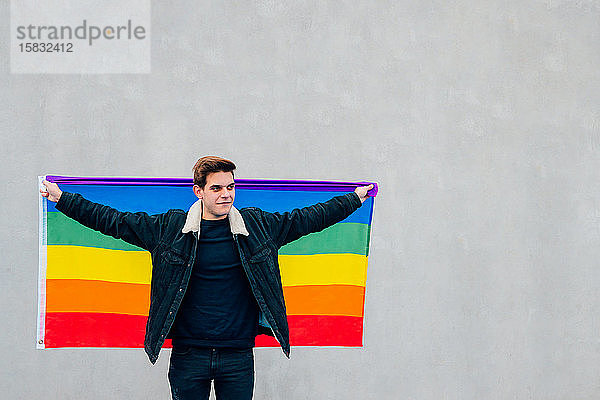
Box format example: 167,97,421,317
249,244,271,263
160,249,187,265
248,244,282,285
154,248,187,288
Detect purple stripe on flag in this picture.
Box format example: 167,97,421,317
45,175,378,197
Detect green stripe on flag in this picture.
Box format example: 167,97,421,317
48,213,370,255
280,223,370,255
48,212,143,251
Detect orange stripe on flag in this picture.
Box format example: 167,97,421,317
283,285,365,317
46,279,150,316
46,280,366,318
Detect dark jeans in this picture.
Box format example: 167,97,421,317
168,345,255,400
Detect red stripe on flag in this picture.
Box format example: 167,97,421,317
255,314,364,346
44,313,363,348
288,315,363,346
44,312,171,348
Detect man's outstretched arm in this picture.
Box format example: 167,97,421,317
261,184,374,248
40,179,164,252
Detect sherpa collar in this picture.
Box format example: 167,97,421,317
181,199,249,238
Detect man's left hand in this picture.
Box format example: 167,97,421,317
354,184,374,204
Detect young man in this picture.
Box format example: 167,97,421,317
40,156,373,400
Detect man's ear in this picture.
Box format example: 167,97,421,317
193,185,203,199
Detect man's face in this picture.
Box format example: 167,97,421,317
193,171,235,220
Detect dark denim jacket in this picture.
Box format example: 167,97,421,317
55,190,363,364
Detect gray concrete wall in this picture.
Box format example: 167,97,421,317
3,1,600,399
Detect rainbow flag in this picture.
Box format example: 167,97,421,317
37,176,377,349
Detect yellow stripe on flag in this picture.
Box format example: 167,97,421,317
47,245,152,284
278,254,367,286
46,246,368,287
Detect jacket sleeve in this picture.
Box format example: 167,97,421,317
55,191,166,252
260,192,363,248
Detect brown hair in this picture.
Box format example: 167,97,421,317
192,156,236,188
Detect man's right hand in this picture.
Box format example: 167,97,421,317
40,179,62,203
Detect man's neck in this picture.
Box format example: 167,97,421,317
201,208,228,221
